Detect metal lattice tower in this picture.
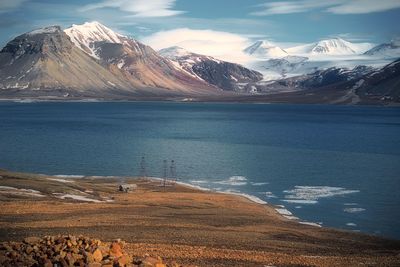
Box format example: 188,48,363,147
162,159,168,187
169,160,176,183
139,156,147,177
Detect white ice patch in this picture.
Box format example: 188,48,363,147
275,207,293,216
175,181,211,192
214,176,247,186
53,193,102,203
344,207,365,213
346,222,357,227
299,221,322,227
47,178,74,183
54,175,84,178
0,186,45,197
283,186,359,204
221,189,267,204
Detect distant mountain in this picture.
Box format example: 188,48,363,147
245,38,377,80
286,38,373,56
364,40,400,58
0,22,220,98
270,65,374,90
244,41,288,59
64,22,216,94
355,59,400,102
0,26,133,97
252,60,400,104
159,46,263,91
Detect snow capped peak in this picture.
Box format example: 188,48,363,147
64,21,128,58
65,21,126,44
364,39,400,58
311,38,356,55
244,40,288,59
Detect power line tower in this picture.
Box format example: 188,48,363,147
139,156,147,178
162,159,168,187
169,160,176,184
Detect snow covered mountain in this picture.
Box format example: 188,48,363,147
251,60,400,104
243,38,380,80
63,22,217,94
0,26,133,95
364,40,400,59
286,38,372,56
0,23,220,98
64,21,128,59
244,41,288,59
159,46,263,91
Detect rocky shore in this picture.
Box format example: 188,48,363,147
0,235,176,267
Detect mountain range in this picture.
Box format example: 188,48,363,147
0,21,399,104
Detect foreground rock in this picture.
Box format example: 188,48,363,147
0,235,182,267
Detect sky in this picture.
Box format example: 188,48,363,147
1,0,400,59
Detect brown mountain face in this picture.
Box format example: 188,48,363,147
0,23,220,99
0,26,135,98
64,22,219,96
159,46,263,92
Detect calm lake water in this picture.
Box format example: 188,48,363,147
0,101,399,239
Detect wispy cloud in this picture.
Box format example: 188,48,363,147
142,28,253,63
80,0,184,17
327,0,400,14
251,0,400,16
0,0,28,13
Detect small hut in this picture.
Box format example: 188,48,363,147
118,184,137,193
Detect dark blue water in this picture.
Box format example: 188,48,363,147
0,101,399,239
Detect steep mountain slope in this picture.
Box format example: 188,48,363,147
251,60,400,104
159,46,263,91
64,22,217,95
355,59,400,102
244,41,288,59
364,40,400,59
0,26,133,97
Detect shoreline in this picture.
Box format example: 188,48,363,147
1,97,399,106
0,170,376,234
1,169,400,266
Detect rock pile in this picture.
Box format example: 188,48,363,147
0,235,177,267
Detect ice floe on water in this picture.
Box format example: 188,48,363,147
344,207,366,213
0,186,45,197
282,199,318,204
251,182,269,186
259,191,277,198
282,186,360,204
213,176,247,186
346,222,357,227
